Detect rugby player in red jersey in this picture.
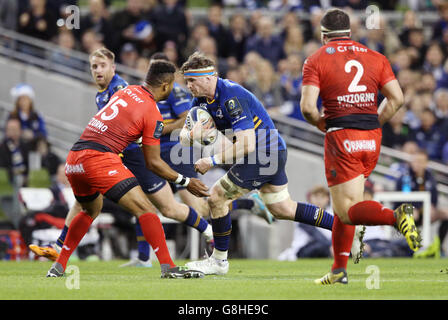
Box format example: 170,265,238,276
300,8,422,285
46,60,208,279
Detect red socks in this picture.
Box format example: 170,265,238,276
138,213,175,268
331,214,355,271
56,211,175,271
331,201,396,271
56,211,93,270
348,200,396,226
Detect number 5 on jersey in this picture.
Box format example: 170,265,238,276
96,95,128,121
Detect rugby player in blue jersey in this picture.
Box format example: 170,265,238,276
179,52,365,275
30,48,214,265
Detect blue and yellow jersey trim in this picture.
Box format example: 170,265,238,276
163,118,176,124
253,115,263,130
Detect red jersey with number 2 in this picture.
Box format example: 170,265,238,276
80,85,163,154
302,38,396,130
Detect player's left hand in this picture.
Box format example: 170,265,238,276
194,157,213,175
316,116,326,133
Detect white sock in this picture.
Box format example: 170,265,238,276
203,224,213,242
212,248,228,261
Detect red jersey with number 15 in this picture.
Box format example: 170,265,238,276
79,85,163,154
302,38,396,130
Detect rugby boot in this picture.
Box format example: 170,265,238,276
394,203,422,252
314,268,348,285
29,244,60,261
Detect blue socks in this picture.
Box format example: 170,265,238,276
211,213,232,252
135,221,150,262
230,199,254,211
56,225,68,247
184,207,209,233
295,202,334,231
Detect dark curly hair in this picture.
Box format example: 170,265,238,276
144,60,176,87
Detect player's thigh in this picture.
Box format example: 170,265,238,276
65,200,83,226
117,185,155,217
77,194,103,220
259,183,297,220
329,174,365,223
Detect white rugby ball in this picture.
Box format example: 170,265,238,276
185,106,218,145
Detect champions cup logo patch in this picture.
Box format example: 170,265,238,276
343,139,376,153
326,47,336,54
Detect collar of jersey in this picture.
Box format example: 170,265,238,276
328,37,352,42
208,77,222,104
140,85,154,99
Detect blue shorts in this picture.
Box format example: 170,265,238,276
226,149,288,190
161,145,198,191
121,147,166,194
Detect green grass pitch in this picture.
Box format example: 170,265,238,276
1,258,447,300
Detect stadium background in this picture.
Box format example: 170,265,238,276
0,0,447,262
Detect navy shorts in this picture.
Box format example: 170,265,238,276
121,146,166,194
227,149,288,190
161,146,198,191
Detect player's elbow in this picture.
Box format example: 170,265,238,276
246,138,256,154
300,100,315,119
242,130,256,154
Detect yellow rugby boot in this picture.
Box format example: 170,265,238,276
394,203,422,252
314,268,348,285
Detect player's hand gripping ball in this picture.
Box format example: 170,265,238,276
185,106,218,145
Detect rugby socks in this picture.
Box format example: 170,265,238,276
56,211,93,270
211,213,232,257
295,202,334,230
347,200,396,226
56,225,69,248
135,221,150,262
229,199,254,211
331,214,355,271
138,212,175,268
184,207,209,233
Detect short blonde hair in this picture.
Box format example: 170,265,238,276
89,47,115,62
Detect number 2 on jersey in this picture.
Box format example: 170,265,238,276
96,95,128,121
345,60,367,93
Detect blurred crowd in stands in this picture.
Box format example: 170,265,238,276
1,0,448,165
1,0,448,258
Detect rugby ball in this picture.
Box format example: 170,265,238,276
185,106,218,145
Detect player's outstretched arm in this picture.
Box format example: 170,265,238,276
194,128,255,175
162,111,189,135
378,79,404,126
142,144,209,197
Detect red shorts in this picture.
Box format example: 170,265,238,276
65,149,137,202
324,128,382,187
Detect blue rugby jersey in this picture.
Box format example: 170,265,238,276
191,78,287,153
95,74,128,110
158,83,192,151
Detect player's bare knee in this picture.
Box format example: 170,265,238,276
336,211,352,224
207,191,224,211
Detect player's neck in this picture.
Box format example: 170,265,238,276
325,36,351,44
205,77,218,101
